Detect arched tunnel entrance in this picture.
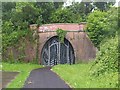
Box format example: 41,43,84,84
41,36,75,66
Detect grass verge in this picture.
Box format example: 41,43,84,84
2,62,42,88
52,63,118,88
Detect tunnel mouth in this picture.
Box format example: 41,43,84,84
41,36,75,66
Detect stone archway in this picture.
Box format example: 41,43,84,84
41,36,75,66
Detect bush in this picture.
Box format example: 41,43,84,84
86,8,118,48
90,34,118,76
50,8,82,23
50,8,73,23
86,10,109,47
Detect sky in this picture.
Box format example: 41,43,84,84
114,0,120,7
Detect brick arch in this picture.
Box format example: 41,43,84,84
38,23,97,64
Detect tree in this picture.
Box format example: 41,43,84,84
2,2,41,62
35,2,55,24
86,7,118,48
2,2,42,48
53,1,64,9
66,1,93,21
50,8,74,23
2,2,16,12
93,0,115,11
2,2,16,21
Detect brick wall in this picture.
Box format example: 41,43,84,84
38,23,97,64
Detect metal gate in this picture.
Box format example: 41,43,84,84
41,36,75,66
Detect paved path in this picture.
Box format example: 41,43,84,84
23,67,71,89
2,71,19,88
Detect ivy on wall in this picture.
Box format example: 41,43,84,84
56,28,67,43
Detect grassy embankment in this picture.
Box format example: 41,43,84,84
52,63,118,88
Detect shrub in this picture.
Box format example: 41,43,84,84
86,8,118,48
90,34,118,76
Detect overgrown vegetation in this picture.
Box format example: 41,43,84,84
56,28,67,43
90,34,118,76
2,2,40,63
86,7,118,77
86,7,118,48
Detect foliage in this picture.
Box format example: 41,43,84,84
2,2,16,12
52,2,85,23
56,28,67,43
87,7,118,79
50,8,73,23
93,1,115,11
53,63,118,88
2,2,41,46
15,2,35,12
86,7,118,47
2,2,16,21
12,3,42,25
53,1,64,9
67,1,93,21
2,2,40,63
66,0,114,22
2,62,42,88
107,7,118,35
86,10,108,47
35,2,56,24
90,34,118,76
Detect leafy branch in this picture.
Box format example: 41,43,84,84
56,28,67,43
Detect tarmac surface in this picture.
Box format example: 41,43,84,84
23,67,71,89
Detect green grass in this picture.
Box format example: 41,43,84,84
2,62,42,88
52,63,118,88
